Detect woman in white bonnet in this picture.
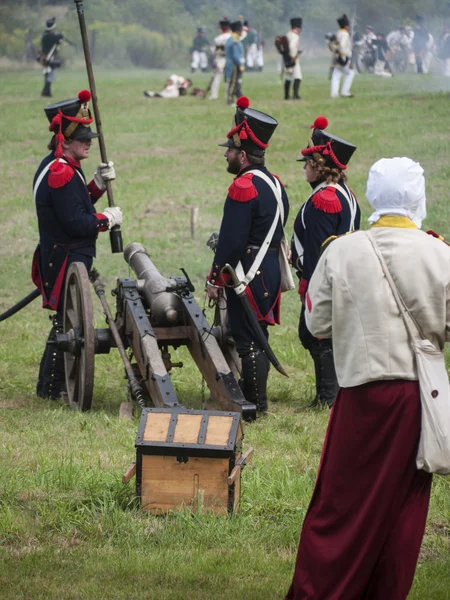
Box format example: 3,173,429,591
286,157,450,600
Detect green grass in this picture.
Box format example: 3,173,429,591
1,60,450,599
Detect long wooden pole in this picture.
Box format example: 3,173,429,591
74,0,123,254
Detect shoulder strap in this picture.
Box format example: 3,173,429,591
365,231,425,341
33,158,85,201
334,182,358,231
234,169,282,288
33,159,57,200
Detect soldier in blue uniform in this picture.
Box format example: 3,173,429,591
292,116,360,407
33,89,122,400
40,17,64,97
225,21,245,105
206,96,289,414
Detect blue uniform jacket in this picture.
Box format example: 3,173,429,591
209,165,289,325
32,153,109,310
291,178,360,298
225,34,244,80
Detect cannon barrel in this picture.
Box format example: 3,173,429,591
124,242,183,325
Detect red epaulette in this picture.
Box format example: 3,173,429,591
272,173,285,187
228,173,258,203
427,230,450,246
311,186,342,214
48,160,75,189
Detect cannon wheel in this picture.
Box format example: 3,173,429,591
63,262,95,411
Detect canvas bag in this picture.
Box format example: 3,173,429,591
247,170,295,292
366,231,450,475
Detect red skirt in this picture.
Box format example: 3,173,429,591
286,380,432,600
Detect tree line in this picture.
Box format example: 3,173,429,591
1,0,449,67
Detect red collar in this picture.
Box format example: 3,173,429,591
62,154,81,169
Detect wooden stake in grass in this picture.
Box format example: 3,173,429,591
190,206,199,238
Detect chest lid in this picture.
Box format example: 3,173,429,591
136,408,243,458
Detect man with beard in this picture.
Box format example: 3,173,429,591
206,96,289,415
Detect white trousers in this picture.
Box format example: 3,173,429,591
256,48,264,68
443,58,450,76
246,43,258,68
191,50,208,70
285,59,302,81
209,56,225,99
330,65,355,97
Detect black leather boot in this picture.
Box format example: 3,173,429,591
41,82,52,97
308,343,338,408
240,349,270,414
293,78,301,99
37,314,66,399
284,79,291,100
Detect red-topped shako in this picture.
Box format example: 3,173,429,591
219,96,278,157
297,115,356,170
44,89,98,158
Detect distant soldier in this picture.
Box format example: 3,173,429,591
144,74,193,98
386,25,412,73
243,21,259,70
191,27,209,73
373,33,393,77
413,15,434,74
330,14,355,98
438,24,450,76
225,21,245,105
284,17,303,100
39,17,64,97
255,40,265,72
209,18,231,100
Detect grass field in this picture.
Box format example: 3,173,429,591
1,59,450,599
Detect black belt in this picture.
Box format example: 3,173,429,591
247,245,278,251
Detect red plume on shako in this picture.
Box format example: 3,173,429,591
236,96,250,110
221,95,278,155
43,89,98,177
299,114,357,170
78,89,91,104
312,116,328,131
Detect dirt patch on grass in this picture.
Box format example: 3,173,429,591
0,398,32,409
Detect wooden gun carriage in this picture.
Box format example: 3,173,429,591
56,242,255,421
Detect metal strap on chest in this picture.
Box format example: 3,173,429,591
234,170,283,293
33,158,86,201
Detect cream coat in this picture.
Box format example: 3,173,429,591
305,225,450,387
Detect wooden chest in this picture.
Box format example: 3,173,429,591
135,408,245,515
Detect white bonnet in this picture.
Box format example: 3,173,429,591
366,157,426,228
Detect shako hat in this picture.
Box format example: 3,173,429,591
219,17,230,28
337,14,350,28
298,116,356,170
45,17,56,31
290,17,303,29
230,20,243,33
45,89,98,158
220,96,278,157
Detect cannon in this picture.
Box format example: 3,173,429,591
56,242,256,421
